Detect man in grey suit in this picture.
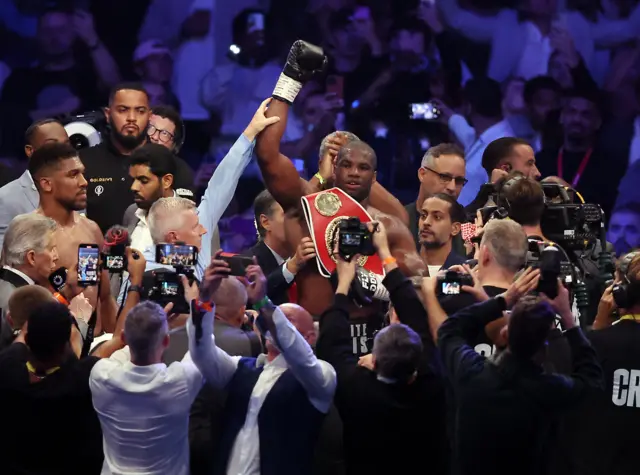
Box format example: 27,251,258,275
0,119,70,250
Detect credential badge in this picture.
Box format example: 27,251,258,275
314,191,342,217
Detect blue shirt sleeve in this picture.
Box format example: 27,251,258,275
196,133,255,279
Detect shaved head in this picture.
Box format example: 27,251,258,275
212,278,248,327
279,303,317,346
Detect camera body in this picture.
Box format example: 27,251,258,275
338,217,376,260
527,240,573,298
147,243,199,314
62,111,106,150
437,270,474,296
541,203,602,252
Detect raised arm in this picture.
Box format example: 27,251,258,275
247,264,336,412
438,0,505,43
196,100,279,279
256,41,327,211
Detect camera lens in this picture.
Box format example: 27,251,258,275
69,133,90,150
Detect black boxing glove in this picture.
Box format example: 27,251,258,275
273,40,327,104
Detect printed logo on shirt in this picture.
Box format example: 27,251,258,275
90,177,113,183
94,185,104,196
474,343,497,358
351,323,369,356
612,368,640,408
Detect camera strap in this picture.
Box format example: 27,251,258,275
556,147,592,188
80,308,98,358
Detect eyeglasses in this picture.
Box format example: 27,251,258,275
423,166,468,187
147,124,174,144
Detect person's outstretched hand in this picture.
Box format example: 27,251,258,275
503,267,541,308
243,259,267,303
244,98,281,140
199,250,231,302
333,241,359,293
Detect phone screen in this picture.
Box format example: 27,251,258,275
326,75,345,100
161,281,180,296
156,244,198,267
410,103,440,120
78,245,99,286
105,255,125,271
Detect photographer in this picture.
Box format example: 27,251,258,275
425,219,529,357
437,272,604,475
316,221,448,475
569,252,640,474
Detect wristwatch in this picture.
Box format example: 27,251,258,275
128,285,143,294
495,293,508,311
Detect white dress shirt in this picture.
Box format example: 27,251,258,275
515,22,552,80
188,305,337,475
90,347,203,475
449,115,516,206
264,243,295,284
130,208,154,254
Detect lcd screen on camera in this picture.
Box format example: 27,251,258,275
161,281,179,296
156,244,197,266
105,255,124,270
442,282,460,295
341,233,361,246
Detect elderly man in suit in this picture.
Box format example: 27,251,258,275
0,119,70,249
0,214,60,350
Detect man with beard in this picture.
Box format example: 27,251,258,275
81,82,192,233
256,41,425,322
607,203,640,256
30,142,118,335
537,89,627,220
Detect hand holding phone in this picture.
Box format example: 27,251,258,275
220,253,255,276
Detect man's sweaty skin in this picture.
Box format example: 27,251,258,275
256,98,425,316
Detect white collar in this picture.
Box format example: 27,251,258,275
264,242,285,265
2,265,35,285
260,353,287,369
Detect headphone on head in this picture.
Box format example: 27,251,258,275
612,251,640,309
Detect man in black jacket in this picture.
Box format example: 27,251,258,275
249,190,316,304
437,271,604,475
316,221,448,475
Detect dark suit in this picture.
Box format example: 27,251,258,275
0,267,31,351
247,240,293,305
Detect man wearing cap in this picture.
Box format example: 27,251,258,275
133,39,180,110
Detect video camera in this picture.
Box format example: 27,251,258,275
337,217,377,261
62,111,105,150
147,243,198,314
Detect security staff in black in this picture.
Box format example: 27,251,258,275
81,82,194,232
565,252,640,475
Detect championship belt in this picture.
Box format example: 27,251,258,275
301,187,384,278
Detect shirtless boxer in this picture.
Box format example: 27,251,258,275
256,40,425,317
29,142,117,333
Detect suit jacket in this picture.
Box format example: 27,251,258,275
0,267,31,351
0,171,39,250
248,240,292,305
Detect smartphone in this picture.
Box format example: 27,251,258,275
410,102,440,120
155,243,198,267
326,75,345,100
78,244,100,286
220,253,254,276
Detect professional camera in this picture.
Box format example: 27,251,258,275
437,270,474,296
147,243,198,314
62,111,106,150
338,217,377,260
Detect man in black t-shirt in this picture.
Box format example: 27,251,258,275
536,89,627,220
82,83,195,233
0,301,103,474
436,219,528,356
